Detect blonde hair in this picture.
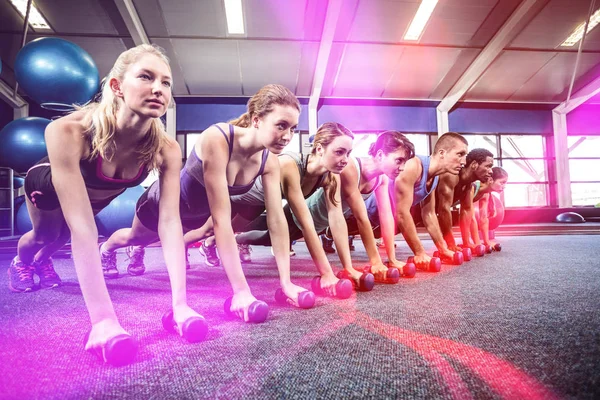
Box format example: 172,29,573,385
78,44,170,170
228,84,300,127
311,122,354,206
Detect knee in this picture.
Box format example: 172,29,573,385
31,231,61,246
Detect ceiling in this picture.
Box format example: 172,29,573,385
1,0,600,105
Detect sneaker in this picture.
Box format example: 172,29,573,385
348,236,355,251
125,246,146,276
238,244,252,263
199,240,221,267
34,258,61,288
99,243,119,279
320,234,336,254
8,256,35,293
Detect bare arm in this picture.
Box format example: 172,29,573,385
262,153,291,286
280,157,334,277
478,194,492,245
45,119,116,325
436,174,459,249
458,185,475,247
325,176,352,270
374,176,399,263
340,162,383,268
200,126,249,295
395,158,426,256
156,139,187,309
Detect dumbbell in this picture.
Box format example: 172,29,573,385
433,250,464,265
274,288,315,309
407,256,441,272
311,276,353,299
363,265,400,283
161,310,208,343
473,244,486,257
493,243,502,252
336,269,375,291
484,244,493,254
388,261,416,278
224,297,269,323
84,331,138,367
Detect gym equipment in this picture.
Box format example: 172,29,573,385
0,117,50,173
311,276,353,299
223,297,269,323
83,331,138,367
336,269,375,291
432,250,464,265
555,212,585,223
15,37,99,107
95,185,145,236
408,255,441,272
161,310,208,343
274,288,315,309
363,265,400,283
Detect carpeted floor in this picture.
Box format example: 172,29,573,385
1,235,599,399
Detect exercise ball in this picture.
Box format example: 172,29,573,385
474,194,505,231
13,176,25,189
15,37,99,106
555,212,585,223
95,185,146,236
488,194,505,231
16,197,33,234
0,117,50,173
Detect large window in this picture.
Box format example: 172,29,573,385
461,134,549,207
568,136,600,206
350,133,432,157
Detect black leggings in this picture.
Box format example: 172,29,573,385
235,205,303,246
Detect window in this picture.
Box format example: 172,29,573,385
350,133,431,157
568,136,600,206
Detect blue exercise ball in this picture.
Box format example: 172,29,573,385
16,196,33,234
555,212,585,223
0,117,50,173
13,176,25,189
15,37,99,106
95,185,146,237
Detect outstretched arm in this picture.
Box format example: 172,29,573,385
340,162,384,269
325,177,353,271
375,176,401,265
200,125,253,319
156,139,188,310
395,158,425,256
262,154,292,287
458,185,475,248
280,157,334,277
436,174,459,250
46,119,122,342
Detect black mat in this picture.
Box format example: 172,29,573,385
1,235,599,399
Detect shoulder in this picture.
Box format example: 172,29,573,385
45,112,88,147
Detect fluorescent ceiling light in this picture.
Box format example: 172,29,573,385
10,0,52,30
560,8,600,47
404,0,438,41
224,0,245,35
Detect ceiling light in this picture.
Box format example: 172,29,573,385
560,8,600,47
404,0,438,41
224,0,245,35
10,0,52,31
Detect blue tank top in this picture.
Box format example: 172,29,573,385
412,155,439,206
388,154,439,217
